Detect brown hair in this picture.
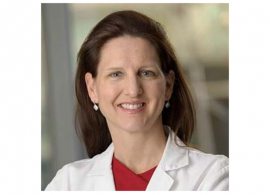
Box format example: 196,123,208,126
75,10,196,158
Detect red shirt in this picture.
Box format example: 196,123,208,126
112,156,157,191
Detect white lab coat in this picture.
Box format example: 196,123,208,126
45,126,229,191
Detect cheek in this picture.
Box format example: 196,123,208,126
96,84,118,117
97,82,120,105
145,79,166,100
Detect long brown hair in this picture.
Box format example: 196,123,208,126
75,10,196,158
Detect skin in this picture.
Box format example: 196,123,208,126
85,36,175,174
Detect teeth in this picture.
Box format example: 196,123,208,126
121,103,143,109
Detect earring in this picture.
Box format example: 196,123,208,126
93,102,99,111
165,101,170,108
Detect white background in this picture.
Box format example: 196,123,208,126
0,0,270,193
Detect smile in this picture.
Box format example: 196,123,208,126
118,102,146,113
120,103,143,110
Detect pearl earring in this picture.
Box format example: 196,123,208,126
165,101,170,108
93,102,99,111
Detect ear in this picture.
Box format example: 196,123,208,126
85,72,99,103
165,70,175,100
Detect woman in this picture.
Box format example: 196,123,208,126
45,10,229,191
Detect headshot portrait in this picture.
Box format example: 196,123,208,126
42,3,229,191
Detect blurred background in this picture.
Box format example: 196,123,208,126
41,3,229,190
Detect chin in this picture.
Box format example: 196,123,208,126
120,125,144,133
119,121,157,134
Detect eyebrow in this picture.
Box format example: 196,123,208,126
104,67,124,72
104,64,159,72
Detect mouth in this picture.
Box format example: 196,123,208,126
117,102,146,112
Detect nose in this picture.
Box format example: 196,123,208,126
124,75,143,97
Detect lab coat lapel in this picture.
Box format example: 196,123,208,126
87,170,116,191
146,126,189,191
146,165,174,191
85,126,188,191
87,143,116,191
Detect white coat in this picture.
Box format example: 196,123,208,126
45,126,229,191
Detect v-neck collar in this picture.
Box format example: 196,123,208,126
87,126,189,191
112,156,157,191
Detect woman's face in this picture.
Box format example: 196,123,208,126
85,36,174,133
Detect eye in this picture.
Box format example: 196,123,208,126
110,72,123,78
139,70,155,77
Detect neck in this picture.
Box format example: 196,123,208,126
109,123,167,174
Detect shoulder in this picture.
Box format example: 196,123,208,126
166,129,229,191
45,149,111,191
166,126,228,172
44,157,96,191
57,157,99,175
45,143,114,191
187,147,229,170
184,147,229,190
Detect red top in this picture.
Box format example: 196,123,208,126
112,156,157,191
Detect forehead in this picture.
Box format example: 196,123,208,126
98,36,160,70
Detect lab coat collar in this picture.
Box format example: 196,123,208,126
87,143,115,190
87,143,114,176
146,126,189,190
87,126,189,191
159,125,189,171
